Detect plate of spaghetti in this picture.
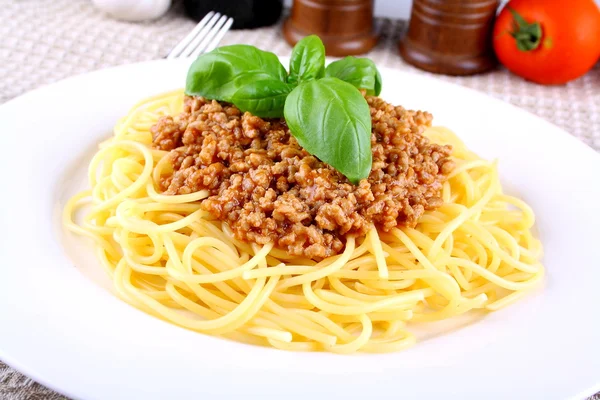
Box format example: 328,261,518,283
1,37,599,400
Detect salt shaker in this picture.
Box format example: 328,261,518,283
91,0,171,21
399,0,500,75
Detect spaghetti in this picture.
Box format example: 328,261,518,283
63,90,544,353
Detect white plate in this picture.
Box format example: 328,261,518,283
1,58,599,400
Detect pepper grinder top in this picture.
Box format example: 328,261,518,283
399,0,500,76
283,0,379,56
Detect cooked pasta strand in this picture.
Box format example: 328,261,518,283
63,93,544,353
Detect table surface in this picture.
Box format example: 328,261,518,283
1,1,599,399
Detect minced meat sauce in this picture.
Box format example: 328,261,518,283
151,95,454,259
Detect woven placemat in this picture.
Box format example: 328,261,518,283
2,0,600,150
1,1,599,399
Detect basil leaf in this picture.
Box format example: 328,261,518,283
325,56,382,96
230,79,293,118
288,35,326,85
186,45,287,101
284,77,372,184
374,68,382,97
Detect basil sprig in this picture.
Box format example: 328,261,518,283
284,78,372,184
287,35,326,84
186,46,286,101
325,56,382,96
230,79,293,118
185,35,382,184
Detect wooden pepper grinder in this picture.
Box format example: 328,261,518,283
283,0,378,56
399,0,500,75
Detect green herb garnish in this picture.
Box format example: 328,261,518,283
185,35,382,184
325,56,382,96
287,35,326,84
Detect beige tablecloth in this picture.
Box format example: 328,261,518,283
1,1,599,399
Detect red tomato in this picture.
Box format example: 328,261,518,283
492,0,600,85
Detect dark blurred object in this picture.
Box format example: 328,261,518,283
184,0,282,29
283,0,378,56
399,0,499,76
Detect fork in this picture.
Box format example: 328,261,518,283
166,11,234,59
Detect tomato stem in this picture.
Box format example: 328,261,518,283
508,7,542,52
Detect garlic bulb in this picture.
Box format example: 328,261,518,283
91,0,172,22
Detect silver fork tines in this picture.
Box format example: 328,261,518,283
166,12,234,59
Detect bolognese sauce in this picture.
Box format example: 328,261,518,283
152,95,454,258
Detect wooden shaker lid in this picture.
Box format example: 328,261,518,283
283,0,379,56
